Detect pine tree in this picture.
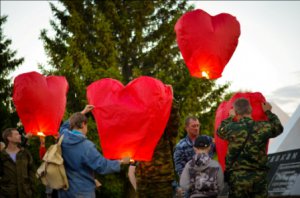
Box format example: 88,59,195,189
0,16,24,132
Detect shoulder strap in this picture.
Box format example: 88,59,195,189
57,135,64,146
227,122,253,169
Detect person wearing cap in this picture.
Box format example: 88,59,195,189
180,135,224,198
217,98,283,198
174,116,215,177
173,116,215,197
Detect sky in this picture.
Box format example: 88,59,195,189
2,1,300,116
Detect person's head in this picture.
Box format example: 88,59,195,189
70,112,88,134
193,135,211,154
2,128,21,146
185,116,200,139
233,98,252,116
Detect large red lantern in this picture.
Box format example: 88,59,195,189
87,76,172,161
175,9,240,79
13,72,68,136
214,92,268,170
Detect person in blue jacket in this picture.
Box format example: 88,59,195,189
58,105,130,198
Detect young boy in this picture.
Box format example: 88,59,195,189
180,135,224,198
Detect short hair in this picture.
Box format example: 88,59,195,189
69,112,87,130
2,128,18,145
185,116,199,127
233,98,252,115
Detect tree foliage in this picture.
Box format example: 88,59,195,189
40,0,230,196
0,16,24,133
41,0,229,133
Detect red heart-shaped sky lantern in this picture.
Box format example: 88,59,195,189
13,72,68,136
175,9,240,79
214,92,268,170
87,76,173,161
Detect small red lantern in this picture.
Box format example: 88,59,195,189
214,92,268,170
87,76,173,161
13,72,68,136
175,9,240,79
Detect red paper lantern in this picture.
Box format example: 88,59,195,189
175,9,240,79
13,72,68,136
214,92,268,170
87,76,173,161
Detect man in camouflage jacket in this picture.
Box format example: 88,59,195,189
217,98,283,198
132,103,180,198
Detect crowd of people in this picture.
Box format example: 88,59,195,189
0,97,283,198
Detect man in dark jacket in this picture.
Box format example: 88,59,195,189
0,128,35,198
217,98,284,198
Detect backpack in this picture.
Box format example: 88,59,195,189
189,157,219,197
36,135,69,190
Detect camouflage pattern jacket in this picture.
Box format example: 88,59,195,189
180,153,224,197
0,148,35,198
135,132,176,183
217,110,283,171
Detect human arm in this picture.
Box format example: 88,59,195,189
179,162,190,191
60,105,95,135
59,120,70,136
216,110,235,140
128,165,137,191
262,102,284,138
83,142,125,174
81,104,94,114
217,165,224,194
173,144,185,176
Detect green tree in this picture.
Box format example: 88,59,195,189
0,16,24,133
40,0,230,196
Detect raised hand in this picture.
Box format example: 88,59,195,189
81,105,95,114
